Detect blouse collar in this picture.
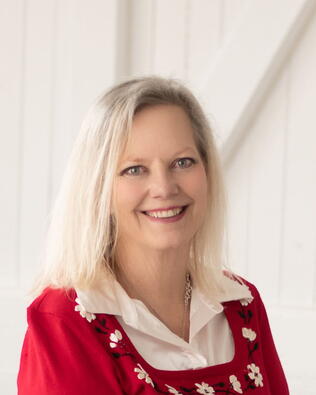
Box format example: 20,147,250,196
75,272,253,345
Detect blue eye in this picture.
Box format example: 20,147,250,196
121,157,196,176
123,166,144,176
175,158,196,168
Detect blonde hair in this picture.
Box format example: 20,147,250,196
31,75,233,299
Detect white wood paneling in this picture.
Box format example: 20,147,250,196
246,70,288,305
18,0,56,288
129,0,155,76
268,305,316,394
222,0,250,38
0,0,24,288
198,0,316,164
225,70,288,300
187,0,222,87
50,0,119,207
280,13,316,307
225,134,251,279
68,0,119,129
50,0,75,208
225,7,316,391
152,0,188,79
0,288,27,393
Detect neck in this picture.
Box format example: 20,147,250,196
114,241,192,341
114,241,191,307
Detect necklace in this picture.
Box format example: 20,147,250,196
182,272,193,341
118,271,193,341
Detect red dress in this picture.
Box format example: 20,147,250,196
17,279,289,394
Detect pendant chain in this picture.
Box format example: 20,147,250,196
182,272,193,340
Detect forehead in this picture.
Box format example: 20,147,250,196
132,103,191,128
120,105,197,159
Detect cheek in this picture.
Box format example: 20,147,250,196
191,171,208,229
189,169,208,215
188,167,208,196
114,181,143,212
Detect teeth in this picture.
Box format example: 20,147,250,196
146,207,184,218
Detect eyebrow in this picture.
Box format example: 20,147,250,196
122,147,197,163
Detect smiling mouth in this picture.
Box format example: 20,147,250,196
141,205,188,219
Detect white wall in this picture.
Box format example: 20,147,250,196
1,0,316,393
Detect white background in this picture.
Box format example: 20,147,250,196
1,0,316,393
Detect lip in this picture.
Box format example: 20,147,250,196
141,205,187,213
141,205,188,223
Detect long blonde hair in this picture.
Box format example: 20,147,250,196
31,75,232,299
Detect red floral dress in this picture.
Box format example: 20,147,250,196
17,279,289,394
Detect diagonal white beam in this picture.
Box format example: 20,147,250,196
197,0,316,164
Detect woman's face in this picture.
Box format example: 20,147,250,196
113,104,208,252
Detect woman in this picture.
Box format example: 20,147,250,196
17,76,289,394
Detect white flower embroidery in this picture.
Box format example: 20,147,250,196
134,363,154,387
109,329,123,348
74,298,96,322
195,382,215,394
240,296,254,306
239,285,254,306
240,298,250,306
165,384,183,394
242,327,257,341
229,375,243,393
247,363,264,387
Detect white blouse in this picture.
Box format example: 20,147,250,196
75,274,253,371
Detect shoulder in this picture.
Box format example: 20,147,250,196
27,286,78,322
222,269,262,304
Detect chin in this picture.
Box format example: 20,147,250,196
144,237,189,251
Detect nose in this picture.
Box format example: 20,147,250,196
148,166,179,199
